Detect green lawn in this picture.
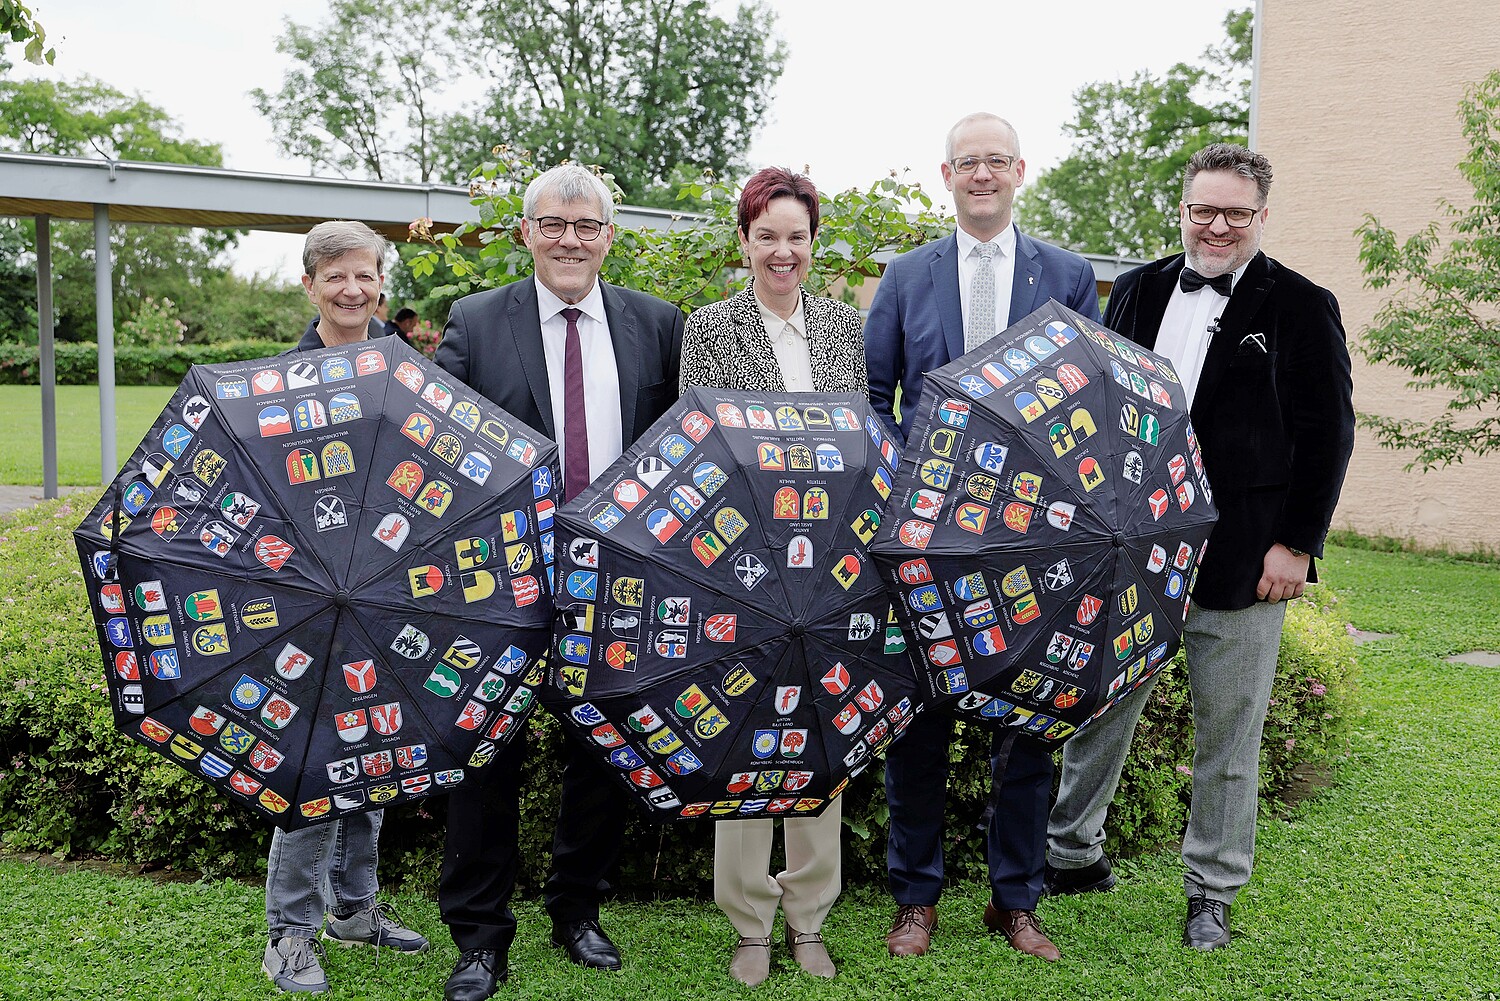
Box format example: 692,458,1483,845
2,544,1498,999
0,385,176,485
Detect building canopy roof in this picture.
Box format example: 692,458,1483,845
0,152,680,243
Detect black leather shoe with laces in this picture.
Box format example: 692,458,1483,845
1183,894,1232,950
551,920,623,970
1042,855,1117,897
444,948,506,1001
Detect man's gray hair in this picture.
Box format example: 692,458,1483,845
1184,143,1274,205
523,164,616,224
302,221,389,279
944,113,1021,161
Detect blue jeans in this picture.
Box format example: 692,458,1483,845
266,810,383,940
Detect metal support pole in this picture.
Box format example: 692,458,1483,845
94,204,117,483
36,214,57,499
1249,0,1264,150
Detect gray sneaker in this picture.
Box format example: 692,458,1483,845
263,937,329,994
322,901,430,953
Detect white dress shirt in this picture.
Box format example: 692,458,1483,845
536,279,624,481
1155,260,1252,405
956,222,1018,341
757,295,815,392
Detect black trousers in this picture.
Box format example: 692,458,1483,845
439,734,627,951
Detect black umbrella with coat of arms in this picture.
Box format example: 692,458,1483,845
869,299,1218,744
74,337,559,828
538,389,924,820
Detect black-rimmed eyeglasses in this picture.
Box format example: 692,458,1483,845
1185,204,1261,228
530,216,607,241
949,154,1018,174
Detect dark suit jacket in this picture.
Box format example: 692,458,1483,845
1104,251,1355,610
435,277,684,445
865,227,1101,441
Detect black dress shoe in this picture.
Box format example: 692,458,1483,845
1183,894,1232,950
1043,855,1117,896
445,948,506,1001
551,919,623,970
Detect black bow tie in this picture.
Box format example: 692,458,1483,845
1179,267,1233,297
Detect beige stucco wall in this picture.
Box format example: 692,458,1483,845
1257,0,1500,552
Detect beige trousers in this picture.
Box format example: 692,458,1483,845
713,800,843,938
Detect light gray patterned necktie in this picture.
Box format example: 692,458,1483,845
965,241,1000,352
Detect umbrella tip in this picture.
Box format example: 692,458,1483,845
334,589,351,608
1112,532,1127,548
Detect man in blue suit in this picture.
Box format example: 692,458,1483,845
865,111,1100,963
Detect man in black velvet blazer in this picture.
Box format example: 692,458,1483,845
433,164,682,1001
1043,144,1354,952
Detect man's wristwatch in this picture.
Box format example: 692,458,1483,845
1284,545,1308,558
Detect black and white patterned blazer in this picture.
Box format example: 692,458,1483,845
678,280,868,394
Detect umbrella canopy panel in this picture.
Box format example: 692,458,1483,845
542,389,923,820
871,300,1218,743
75,338,559,828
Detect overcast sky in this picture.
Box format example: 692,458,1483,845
13,0,1244,281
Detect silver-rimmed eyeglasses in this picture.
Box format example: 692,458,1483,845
949,154,1018,174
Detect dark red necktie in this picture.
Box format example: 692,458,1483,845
561,307,590,502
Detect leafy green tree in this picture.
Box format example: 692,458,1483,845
253,0,786,205
1015,8,1251,257
1355,70,1500,470
175,272,316,344
251,0,472,183
441,0,787,205
0,71,222,164
0,221,36,338
1,1,54,65
0,73,251,342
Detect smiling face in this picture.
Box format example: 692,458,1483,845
740,195,813,315
301,248,383,344
942,117,1026,241
522,192,615,304
1180,169,1268,278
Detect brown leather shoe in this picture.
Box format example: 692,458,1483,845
785,926,836,978
886,904,938,957
982,904,1061,962
728,936,771,986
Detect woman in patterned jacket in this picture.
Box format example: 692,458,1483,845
679,167,865,986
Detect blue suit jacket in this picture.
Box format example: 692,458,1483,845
864,228,1101,441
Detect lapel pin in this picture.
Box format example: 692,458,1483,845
1028,276,1035,285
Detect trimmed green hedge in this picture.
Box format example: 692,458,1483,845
0,342,288,386
0,496,1357,894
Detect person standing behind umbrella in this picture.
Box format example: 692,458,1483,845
1043,143,1354,951
863,112,1100,963
679,166,865,986
392,307,420,345
262,220,429,995
433,163,683,1001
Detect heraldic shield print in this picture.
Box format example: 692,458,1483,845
75,338,559,828
541,389,923,820
869,299,1218,744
